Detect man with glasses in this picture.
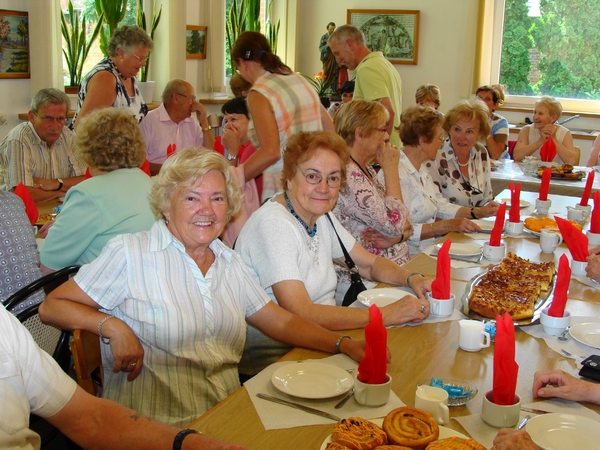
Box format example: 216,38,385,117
140,79,215,175
0,88,85,202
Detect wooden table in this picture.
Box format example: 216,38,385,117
186,197,600,449
491,161,599,197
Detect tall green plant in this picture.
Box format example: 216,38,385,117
265,0,280,54
136,0,162,82
61,0,104,86
94,0,127,56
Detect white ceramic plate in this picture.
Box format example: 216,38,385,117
435,242,482,257
357,287,414,308
569,323,600,349
471,219,495,233
500,198,531,209
523,226,541,238
271,362,354,399
320,418,469,450
525,413,600,450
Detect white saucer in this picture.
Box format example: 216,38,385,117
357,287,414,308
569,322,600,349
271,362,354,399
526,413,600,450
435,242,482,257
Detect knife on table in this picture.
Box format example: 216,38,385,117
520,407,551,414
256,393,340,421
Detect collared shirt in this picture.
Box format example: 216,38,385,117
0,122,85,189
139,103,204,164
74,220,270,427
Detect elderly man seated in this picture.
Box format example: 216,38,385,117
140,79,215,175
0,88,85,202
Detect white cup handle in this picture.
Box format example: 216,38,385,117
555,234,563,246
481,331,491,348
433,301,440,315
439,404,450,425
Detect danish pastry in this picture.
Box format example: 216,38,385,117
383,407,439,450
374,446,414,449
326,443,354,450
331,417,388,450
426,436,486,450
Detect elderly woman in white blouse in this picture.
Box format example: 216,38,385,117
384,106,498,255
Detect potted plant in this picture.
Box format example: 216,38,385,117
135,0,162,102
299,72,335,108
61,0,103,93
94,0,127,57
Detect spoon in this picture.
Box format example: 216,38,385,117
517,415,531,430
557,326,571,341
334,390,354,409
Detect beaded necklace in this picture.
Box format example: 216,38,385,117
284,191,317,237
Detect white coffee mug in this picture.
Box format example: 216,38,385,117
354,373,392,407
539,227,563,253
458,320,491,352
415,385,450,425
504,221,524,236
567,206,590,223
571,260,588,277
587,230,600,248
483,242,506,262
535,198,551,215
426,292,455,318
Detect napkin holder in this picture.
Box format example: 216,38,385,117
579,355,600,382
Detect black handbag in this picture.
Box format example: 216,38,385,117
326,213,367,306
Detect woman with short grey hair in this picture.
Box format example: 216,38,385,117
72,25,153,129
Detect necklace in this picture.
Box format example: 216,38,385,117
284,192,317,237
349,156,372,180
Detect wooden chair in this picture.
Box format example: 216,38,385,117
573,146,581,165
70,329,104,396
208,114,224,137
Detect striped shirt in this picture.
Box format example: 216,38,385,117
74,220,270,427
0,122,85,189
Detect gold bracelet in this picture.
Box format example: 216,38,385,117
430,222,435,237
201,125,212,132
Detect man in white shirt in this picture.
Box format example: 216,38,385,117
140,79,215,175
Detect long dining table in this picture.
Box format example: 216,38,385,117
185,190,600,450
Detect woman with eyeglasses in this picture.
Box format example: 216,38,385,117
426,99,499,211
235,131,432,377
72,26,153,130
386,106,498,255
476,84,509,160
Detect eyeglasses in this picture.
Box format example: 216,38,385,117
131,52,148,63
35,113,66,124
296,165,342,188
460,178,483,196
176,93,196,101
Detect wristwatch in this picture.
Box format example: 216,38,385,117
55,178,64,191
202,125,212,132
226,153,238,161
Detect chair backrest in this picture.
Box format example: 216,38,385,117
208,114,224,137
573,146,581,165
507,140,517,159
70,329,104,396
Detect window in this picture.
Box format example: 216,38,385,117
488,0,600,113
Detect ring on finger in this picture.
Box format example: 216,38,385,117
420,304,427,313
128,362,136,367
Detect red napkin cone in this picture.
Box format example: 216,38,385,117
508,183,521,223
591,191,600,234
489,202,507,246
555,216,589,262
14,183,38,226
357,305,387,385
580,170,595,207
539,168,552,201
432,239,451,299
548,254,570,317
492,313,519,405
539,138,557,162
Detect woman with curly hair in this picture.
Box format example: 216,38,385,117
40,108,155,272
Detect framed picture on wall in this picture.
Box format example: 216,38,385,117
347,9,419,65
0,10,30,78
186,25,207,59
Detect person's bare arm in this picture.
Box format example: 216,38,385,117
513,126,543,161
377,142,403,201
378,97,396,137
73,71,118,130
320,105,335,132
552,129,577,165
28,175,85,202
586,135,600,167
48,387,247,450
242,91,281,182
25,185,63,202
486,133,508,160
492,429,538,450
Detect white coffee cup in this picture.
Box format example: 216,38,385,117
567,206,590,223
540,307,571,336
539,227,563,253
504,221,524,236
481,390,521,428
426,292,455,318
576,203,592,216
483,242,506,262
535,198,551,215
458,320,491,352
354,373,392,407
587,230,600,248
415,385,450,425
571,260,588,277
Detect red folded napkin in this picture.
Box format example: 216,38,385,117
539,168,552,201
580,170,595,207
14,183,38,226
167,143,177,158
357,305,387,385
489,202,507,246
591,191,600,234
555,216,589,262
540,137,557,162
548,254,570,318
492,312,519,405
508,182,521,223
214,136,225,155
432,239,451,299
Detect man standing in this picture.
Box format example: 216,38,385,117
329,25,403,146
139,79,215,175
0,88,85,202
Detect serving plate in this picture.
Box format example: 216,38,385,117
568,323,600,349
319,418,469,450
434,242,482,257
525,413,600,450
470,219,495,233
271,362,354,399
500,198,531,209
357,287,414,308
416,378,478,406
461,267,555,326
536,171,586,181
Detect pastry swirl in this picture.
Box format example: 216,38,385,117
426,437,485,450
383,407,439,450
332,417,388,450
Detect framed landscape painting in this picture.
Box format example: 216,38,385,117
0,10,30,78
347,9,419,65
186,25,207,59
